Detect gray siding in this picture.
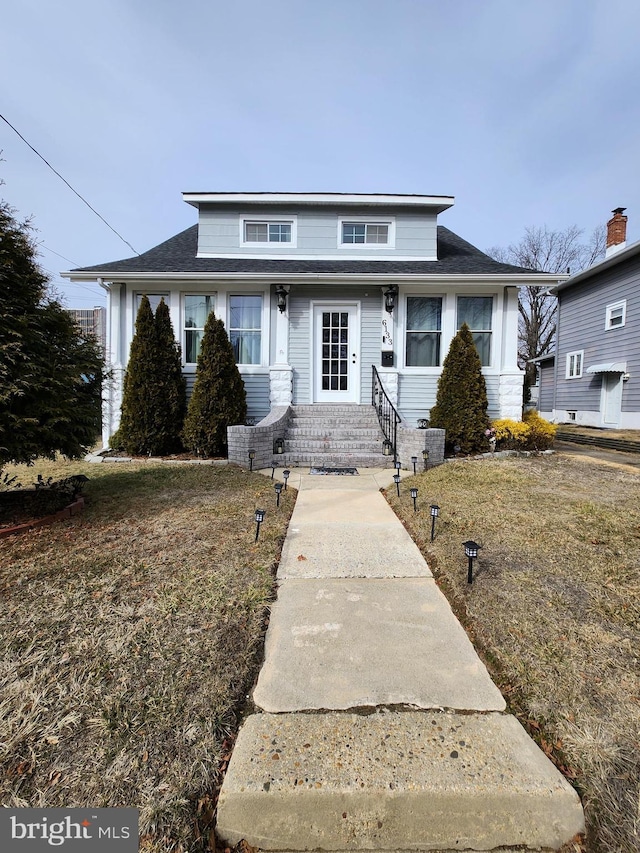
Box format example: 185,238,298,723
288,286,381,404
538,362,555,412
398,374,501,425
555,256,640,413
197,205,437,258
185,371,269,423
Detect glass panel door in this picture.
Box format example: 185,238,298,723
313,304,359,402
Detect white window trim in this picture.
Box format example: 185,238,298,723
239,214,297,248
403,294,444,370
228,292,267,366
605,299,626,330
456,294,494,368
337,215,396,249
182,292,216,366
566,350,584,379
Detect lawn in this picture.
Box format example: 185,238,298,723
387,453,640,853
0,459,295,852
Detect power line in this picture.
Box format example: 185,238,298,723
1,112,140,256
38,242,80,267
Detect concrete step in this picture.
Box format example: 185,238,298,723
285,439,385,452
274,453,394,468
288,418,382,429
293,405,375,415
286,427,383,439
216,710,585,852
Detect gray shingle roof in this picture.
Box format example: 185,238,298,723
72,225,537,276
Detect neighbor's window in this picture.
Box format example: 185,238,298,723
405,296,442,367
457,296,493,366
566,350,583,379
183,294,215,363
605,300,626,329
229,295,262,364
341,221,390,245
135,293,169,314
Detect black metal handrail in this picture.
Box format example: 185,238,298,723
372,365,401,460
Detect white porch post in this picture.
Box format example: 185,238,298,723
499,286,524,419
270,286,293,406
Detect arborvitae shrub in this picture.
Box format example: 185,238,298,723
116,296,186,455
182,313,247,457
429,323,490,455
153,298,186,454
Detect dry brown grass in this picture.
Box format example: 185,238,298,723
0,459,294,852
387,453,640,853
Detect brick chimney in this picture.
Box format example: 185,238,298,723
606,207,627,257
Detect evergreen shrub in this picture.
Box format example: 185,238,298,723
429,323,490,454
182,313,247,457
492,413,556,451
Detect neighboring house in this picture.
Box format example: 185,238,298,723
68,306,107,353
537,208,639,429
63,192,557,464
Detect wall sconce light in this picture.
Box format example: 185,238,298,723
410,486,418,513
248,449,256,472
282,469,290,490
393,473,401,497
430,504,440,542
255,508,266,542
382,439,393,457
384,284,398,314
275,285,288,314
422,448,429,470
274,482,283,507
463,540,480,584
411,455,418,475
274,437,285,455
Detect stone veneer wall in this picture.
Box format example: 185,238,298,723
227,406,291,470
396,427,445,471
499,371,525,420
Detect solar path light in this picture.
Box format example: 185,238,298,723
282,469,290,490
422,448,429,470
410,486,418,513
254,509,266,542
393,473,401,497
394,460,401,472
248,449,256,472
270,460,276,479
274,482,283,507
463,540,480,584
430,504,440,542
411,455,418,475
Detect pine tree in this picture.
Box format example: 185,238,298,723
0,199,103,470
115,296,160,454
429,323,490,455
182,313,247,457
153,298,186,454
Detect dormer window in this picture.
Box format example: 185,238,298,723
240,215,297,247
339,217,395,248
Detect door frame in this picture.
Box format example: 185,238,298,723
311,300,361,403
600,372,624,427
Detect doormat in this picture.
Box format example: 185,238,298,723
310,467,359,475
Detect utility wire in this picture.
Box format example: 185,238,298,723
1,112,140,256
38,242,80,267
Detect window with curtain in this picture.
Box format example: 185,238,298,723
229,295,262,364
457,296,493,366
183,295,215,363
405,296,442,366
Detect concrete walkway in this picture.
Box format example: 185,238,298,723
216,468,584,852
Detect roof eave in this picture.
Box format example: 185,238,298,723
181,191,455,214
550,238,640,293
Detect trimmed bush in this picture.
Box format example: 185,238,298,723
116,296,186,455
182,314,247,457
429,323,490,454
492,413,556,451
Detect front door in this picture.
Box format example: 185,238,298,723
601,373,623,426
313,303,360,403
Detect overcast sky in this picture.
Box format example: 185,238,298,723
2,0,639,308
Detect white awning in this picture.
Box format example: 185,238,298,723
586,362,626,374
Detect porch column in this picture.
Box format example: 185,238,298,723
270,285,293,406
499,286,524,419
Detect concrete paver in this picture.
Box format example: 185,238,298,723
253,577,505,713
217,711,585,851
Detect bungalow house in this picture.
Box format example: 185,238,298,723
537,208,639,429
63,192,558,467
